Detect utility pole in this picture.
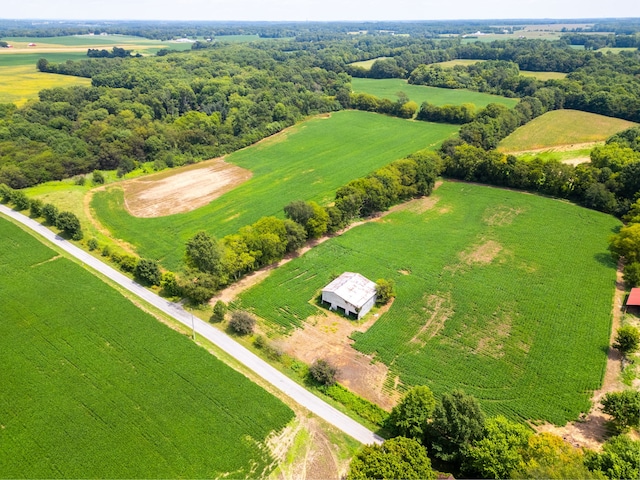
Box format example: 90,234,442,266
191,312,196,340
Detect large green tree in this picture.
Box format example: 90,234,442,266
463,416,531,479
347,437,436,480
585,435,640,480
427,390,486,464
387,385,435,441
601,390,640,432
185,231,225,277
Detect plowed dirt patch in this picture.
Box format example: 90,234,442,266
282,304,398,411
123,158,251,217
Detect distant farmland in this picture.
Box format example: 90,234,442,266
0,66,91,106
236,181,619,424
351,78,519,109
91,110,459,270
0,218,293,478
499,109,637,152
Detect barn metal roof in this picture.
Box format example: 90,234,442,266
627,288,640,306
322,272,376,308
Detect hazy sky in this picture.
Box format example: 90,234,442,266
2,0,639,22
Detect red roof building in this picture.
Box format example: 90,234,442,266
626,288,640,306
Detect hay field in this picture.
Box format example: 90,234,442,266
498,110,637,153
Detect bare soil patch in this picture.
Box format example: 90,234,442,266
460,240,503,264
534,260,626,450
411,293,454,346
122,158,251,217
562,156,591,166
282,301,398,411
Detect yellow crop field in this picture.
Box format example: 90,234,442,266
0,66,91,106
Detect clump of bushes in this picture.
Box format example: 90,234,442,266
210,300,227,323
229,310,255,335
375,278,396,305
309,359,338,386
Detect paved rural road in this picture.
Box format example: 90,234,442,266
1,205,383,446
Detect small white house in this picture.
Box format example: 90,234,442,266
321,272,377,319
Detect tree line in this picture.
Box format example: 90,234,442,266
348,385,640,480
172,149,442,303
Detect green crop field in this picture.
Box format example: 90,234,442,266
2,34,180,48
0,217,293,478
351,78,519,109
0,65,91,106
235,181,619,424
0,52,89,67
91,111,459,270
498,109,637,152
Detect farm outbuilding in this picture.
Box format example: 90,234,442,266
626,288,640,309
321,272,377,319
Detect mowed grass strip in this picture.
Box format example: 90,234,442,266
236,181,619,424
518,70,567,81
498,109,637,152
0,65,91,106
91,110,459,270
351,78,519,109
0,218,293,478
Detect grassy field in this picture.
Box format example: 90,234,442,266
351,78,519,109
0,216,294,478
90,111,459,270
0,52,89,67
430,59,484,68
0,65,91,106
498,110,637,152
596,47,638,53
519,70,567,80
349,57,391,69
235,181,619,424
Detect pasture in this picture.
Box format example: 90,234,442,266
0,217,293,478
430,59,484,68
349,57,391,69
351,78,519,109
235,181,620,424
0,65,91,106
90,111,459,270
519,70,567,80
498,109,637,152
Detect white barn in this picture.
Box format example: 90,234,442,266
321,272,377,319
